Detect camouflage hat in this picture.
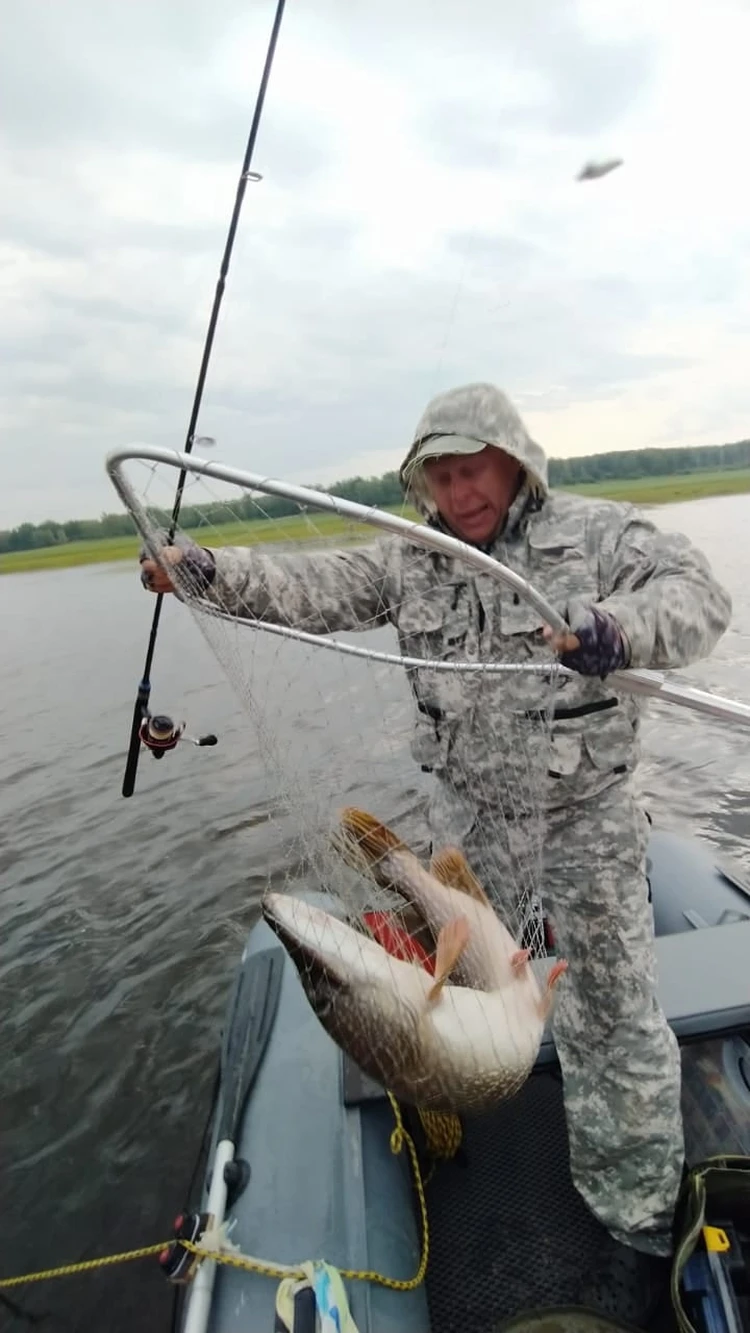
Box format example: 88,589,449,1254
400,382,548,506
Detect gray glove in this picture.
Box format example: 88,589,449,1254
139,530,216,592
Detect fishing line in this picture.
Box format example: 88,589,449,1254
425,12,542,407
120,0,287,798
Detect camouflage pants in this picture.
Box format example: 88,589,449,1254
428,776,685,1257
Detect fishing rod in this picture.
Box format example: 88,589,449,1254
107,444,750,732
119,0,287,799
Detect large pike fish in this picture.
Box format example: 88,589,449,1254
333,807,533,992
261,810,567,1114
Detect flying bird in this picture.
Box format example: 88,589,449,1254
576,157,623,181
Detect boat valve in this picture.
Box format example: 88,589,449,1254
158,1211,211,1283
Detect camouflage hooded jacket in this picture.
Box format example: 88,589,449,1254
199,385,732,811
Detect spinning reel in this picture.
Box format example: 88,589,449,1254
138,711,218,760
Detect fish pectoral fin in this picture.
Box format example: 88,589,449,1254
510,948,531,972
547,959,568,989
429,846,491,908
537,958,569,1019
426,916,470,1006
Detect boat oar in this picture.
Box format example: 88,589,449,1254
182,945,284,1333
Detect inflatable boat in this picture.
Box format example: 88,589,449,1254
166,828,750,1333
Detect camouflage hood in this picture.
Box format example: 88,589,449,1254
399,382,549,520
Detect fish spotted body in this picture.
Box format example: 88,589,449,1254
262,892,563,1113
261,809,568,1115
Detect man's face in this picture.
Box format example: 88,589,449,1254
421,446,522,544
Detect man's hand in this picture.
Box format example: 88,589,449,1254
543,625,580,653
140,545,183,594
139,532,216,595
542,603,631,677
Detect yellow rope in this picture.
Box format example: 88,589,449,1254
0,1244,169,1290
178,1092,430,1291
0,1092,430,1293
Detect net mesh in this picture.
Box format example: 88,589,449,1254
114,449,569,1112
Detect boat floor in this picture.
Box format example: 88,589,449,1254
415,1069,676,1333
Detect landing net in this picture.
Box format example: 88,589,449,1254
108,445,569,1111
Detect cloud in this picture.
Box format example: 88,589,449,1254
2,0,750,527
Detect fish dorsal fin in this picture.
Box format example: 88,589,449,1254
430,846,491,908
338,807,411,861
426,916,470,1006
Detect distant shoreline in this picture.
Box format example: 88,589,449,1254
3,469,749,576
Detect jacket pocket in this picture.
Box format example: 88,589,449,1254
547,706,636,786
398,596,471,771
525,531,601,622
582,710,636,775
548,732,583,778
398,592,469,662
411,710,451,774
500,596,547,639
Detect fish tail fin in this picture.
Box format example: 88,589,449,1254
537,958,569,1019
330,828,377,882
335,808,412,883
426,916,470,1006
429,846,491,908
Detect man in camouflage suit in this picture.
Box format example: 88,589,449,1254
141,383,732,1322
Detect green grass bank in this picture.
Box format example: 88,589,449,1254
3,469,750,575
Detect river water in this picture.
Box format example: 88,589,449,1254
2,493,750,1331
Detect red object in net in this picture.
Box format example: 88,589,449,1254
363,911,435,974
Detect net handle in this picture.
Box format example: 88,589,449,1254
105,444,750,731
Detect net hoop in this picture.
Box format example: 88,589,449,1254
105,443,750,731
105,443,568,676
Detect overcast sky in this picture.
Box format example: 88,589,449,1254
2,0,750,528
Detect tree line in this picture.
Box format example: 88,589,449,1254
3,437,749,555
